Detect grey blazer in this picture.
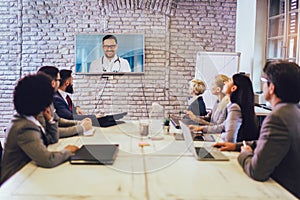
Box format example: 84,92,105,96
201,98,228,133
238,103,300,198
38,103,84,139
221,103,242,142
1,115,73,184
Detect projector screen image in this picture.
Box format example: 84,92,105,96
76,33,144,73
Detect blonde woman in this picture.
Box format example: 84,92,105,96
186,79,207,117
190,73,259,142
186,74,229,133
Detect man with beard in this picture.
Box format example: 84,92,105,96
37,66,92,139
53,69,100,125
89,35,131,73
55,69,83,118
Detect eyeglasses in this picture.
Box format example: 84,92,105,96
55,78,61,82
103,45,117,49
260,76,269,83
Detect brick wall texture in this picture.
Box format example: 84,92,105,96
0,0,236,132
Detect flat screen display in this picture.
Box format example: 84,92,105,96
75,33,144,74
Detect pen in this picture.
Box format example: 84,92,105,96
243,140,247,147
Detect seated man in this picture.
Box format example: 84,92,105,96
214,61,300,198
54,69,114,127
37,66,92,138
1,74,78,185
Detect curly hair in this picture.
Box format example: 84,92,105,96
14,74,54,116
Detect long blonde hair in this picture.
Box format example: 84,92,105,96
214,74,229,92
214,74,229,112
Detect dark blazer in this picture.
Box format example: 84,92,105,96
238,103,300,198
53,92,76,120
53,92,99,126
187,96,207,116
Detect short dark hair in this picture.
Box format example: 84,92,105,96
59,69,72,87
263,61,300,103
14,74,54,116
102,35,117,44
37,66,59,81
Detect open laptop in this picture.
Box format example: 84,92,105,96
179,121,229,161
170,114,206,130
174,119,215,142
69,144,119,165
97,112,127,127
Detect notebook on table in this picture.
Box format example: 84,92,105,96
69,144,119,165
179,121,229,161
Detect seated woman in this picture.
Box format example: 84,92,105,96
185,79,207,118
189,73,259,142
185,74,229,133
1,74,78,185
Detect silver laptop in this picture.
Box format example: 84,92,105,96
179,121,229,161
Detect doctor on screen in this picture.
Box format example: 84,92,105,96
89,35,131,73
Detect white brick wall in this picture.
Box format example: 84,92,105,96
0,0,236,133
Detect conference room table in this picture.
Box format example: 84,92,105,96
0,121,296,200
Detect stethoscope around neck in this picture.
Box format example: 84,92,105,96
102,56,121,72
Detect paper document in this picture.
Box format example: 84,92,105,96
83,128,95,136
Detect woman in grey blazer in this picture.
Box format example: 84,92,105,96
1,74,78,185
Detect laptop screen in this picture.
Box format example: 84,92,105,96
179,121,198,157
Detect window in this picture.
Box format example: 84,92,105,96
267,0,299,62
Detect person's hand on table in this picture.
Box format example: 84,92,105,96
64,145,79,153
188,125,203,132
95,114,103,118
240,140,253,153
213,142,236,151
80,118,92,131
184,110,197,121
76,106,84,115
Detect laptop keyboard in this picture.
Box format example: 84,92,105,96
196,147,214,158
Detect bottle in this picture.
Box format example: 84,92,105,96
149,102,164,140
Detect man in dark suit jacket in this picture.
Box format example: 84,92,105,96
53,69,100,126
37,66,92,138
214,61,300,198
